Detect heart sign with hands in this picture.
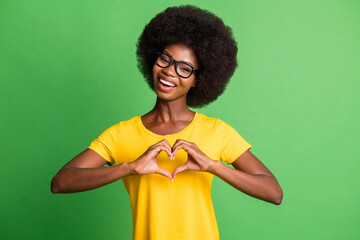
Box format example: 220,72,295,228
171,139,217,179
130,139,173,180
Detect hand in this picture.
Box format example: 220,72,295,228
172,139,216,179
130,139,173,180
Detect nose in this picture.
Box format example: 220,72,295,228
163,62,177,77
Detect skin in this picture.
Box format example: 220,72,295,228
51,43,283,205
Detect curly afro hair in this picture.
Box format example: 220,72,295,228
136,5,238,108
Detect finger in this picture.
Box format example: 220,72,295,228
151,140,164,148
172,140,186,156
173,139,192,146
171,140,179,159
172,142,192,159
172,164,189,179
155,167,173,180
172,139,186,148
160,139,174,159
161,139,172,150
172,139,185,152
157,139,172,153
151,145,172,158
153,139,174,160
170,139,181,159
152,139,171,151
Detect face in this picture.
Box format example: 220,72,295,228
152,43,198,103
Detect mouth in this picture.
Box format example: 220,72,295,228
158,77,177,90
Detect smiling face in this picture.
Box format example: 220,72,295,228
152,43,198,103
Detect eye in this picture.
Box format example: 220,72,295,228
180,66,191,72
178,63,192,73
160,56,169,63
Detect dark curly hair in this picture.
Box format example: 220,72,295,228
136,5,238,108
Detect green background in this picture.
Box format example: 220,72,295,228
1,0,359,239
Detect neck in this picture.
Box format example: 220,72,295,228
145,97,195,122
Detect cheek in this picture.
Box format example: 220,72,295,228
182,80,194,89
153,65,161,76
152,67,157,80
188,77,196,87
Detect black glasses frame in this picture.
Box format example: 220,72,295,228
155,52,198,78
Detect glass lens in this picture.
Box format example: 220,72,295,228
156,53,194,78
177,62,193,78
157,53,171,67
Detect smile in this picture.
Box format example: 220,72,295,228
159,78,176,88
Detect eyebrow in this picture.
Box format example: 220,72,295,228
163,51,196,68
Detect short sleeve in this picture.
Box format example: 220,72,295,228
218,120,252,164
88,124,119,166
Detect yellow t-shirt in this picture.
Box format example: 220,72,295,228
88,112,252,240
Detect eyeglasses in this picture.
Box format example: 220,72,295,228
155,52,198,78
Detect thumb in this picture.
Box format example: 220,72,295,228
172,164,188,179
155,167,173,180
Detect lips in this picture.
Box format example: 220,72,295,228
159,76,177,87
159,78,176,87
158,75,177,92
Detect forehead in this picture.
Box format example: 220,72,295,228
163,43,198,67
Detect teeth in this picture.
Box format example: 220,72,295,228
160,79,176,87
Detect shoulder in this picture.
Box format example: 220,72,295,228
117,115,139,128
100,115,139,135
196,112,235,130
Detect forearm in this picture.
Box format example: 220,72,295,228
51,162,134,193
208,161,283,205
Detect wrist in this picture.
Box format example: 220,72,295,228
121,162,137,176
207,159,222,175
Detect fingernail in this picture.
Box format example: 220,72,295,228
171,178,174,181
170,153,174,160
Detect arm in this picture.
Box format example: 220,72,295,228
208,149,283,205
51,139,174,194
171,140,283,205
50,148,134,193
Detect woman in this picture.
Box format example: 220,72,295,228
51,5,283,240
